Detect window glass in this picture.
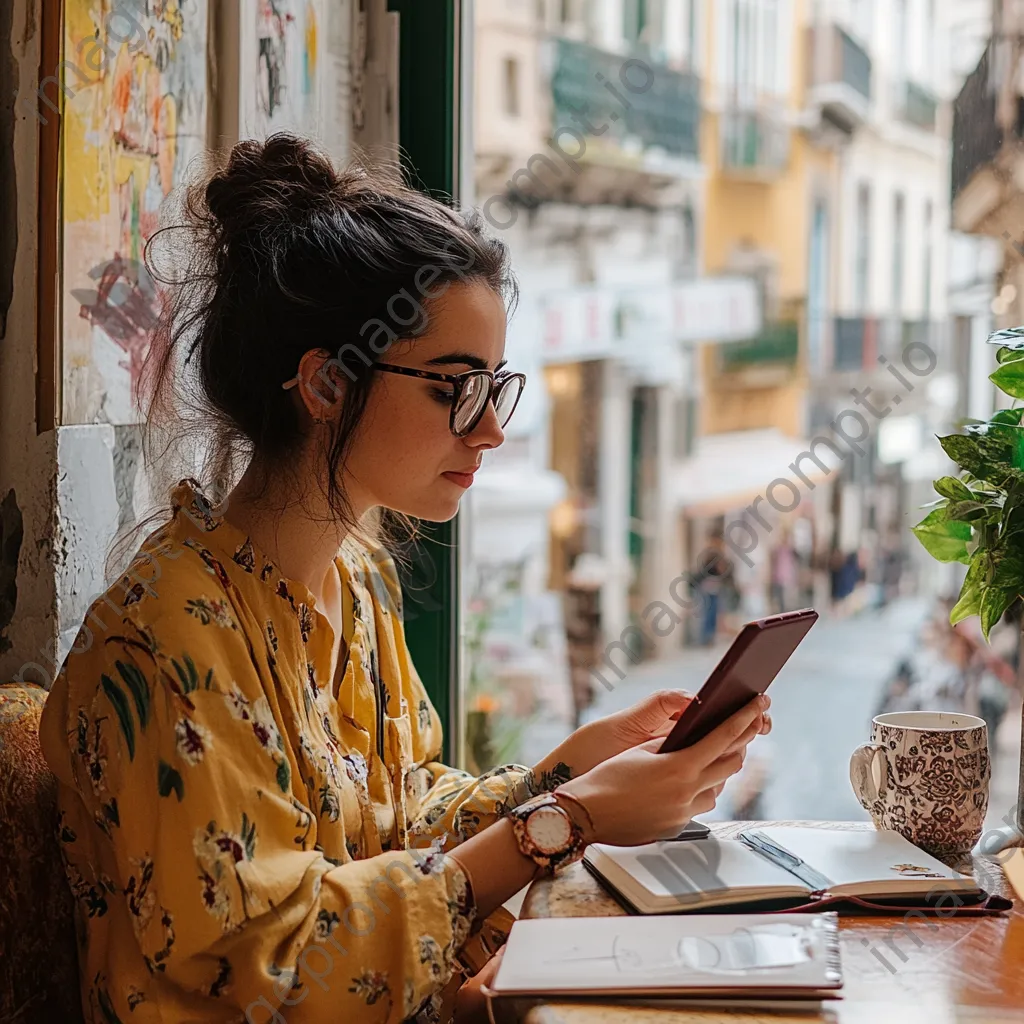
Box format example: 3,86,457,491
462,0,1019,831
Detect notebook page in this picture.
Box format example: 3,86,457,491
756,827,977,894
491,914,843,996
588,834,806,904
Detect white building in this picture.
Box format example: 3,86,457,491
468,0,764,734
807,0,969,584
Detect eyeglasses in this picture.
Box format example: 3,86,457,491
371,362,526,437
282,361,526,437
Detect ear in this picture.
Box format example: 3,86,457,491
294,348,347,421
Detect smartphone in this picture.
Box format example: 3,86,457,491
657,608,818,754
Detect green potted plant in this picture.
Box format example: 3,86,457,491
912,326,1024,849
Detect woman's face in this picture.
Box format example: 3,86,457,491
339,280,510,522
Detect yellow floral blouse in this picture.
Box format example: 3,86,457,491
40,480,563,1024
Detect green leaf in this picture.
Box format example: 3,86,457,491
158,760,184,801
946,500,994,522
988,326,1024,350
116,660,150,731
950,553,989,625
991,547,1024,591
990,360,1024,399
991,407,1024,425
933,476,974,502
911,508,972,564
996,345,1024,363
101,674,135,761
980,586,1018,639
276,758,291,793
938,433,1018,485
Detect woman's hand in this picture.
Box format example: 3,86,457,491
554,695,771,847
533,689,698,780
453,947,504,1024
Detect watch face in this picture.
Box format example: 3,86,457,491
526,806,573,855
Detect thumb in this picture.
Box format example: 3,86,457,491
628,689,692,729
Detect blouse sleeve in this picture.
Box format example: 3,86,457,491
43,610,477,1024
358,546,571,851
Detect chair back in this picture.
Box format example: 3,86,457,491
0,683,84,1023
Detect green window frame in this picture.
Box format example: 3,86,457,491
388,0,463,764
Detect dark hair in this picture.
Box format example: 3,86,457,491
140,133,516,542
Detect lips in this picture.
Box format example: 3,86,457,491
442,466,479,488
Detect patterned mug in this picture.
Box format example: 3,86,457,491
849,711,990,861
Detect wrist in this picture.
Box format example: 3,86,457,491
552,786,597,846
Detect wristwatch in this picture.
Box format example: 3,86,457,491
507,792,587,874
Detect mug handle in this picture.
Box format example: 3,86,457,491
849,743,888,811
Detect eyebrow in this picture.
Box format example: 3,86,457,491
425,352,508,372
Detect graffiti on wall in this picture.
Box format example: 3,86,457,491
244,0,322,139
62,0,209,426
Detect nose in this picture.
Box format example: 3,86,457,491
464,397,505,449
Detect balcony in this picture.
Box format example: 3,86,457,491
806,23,872,132
550,38,701,161
720,320,799,373
720,108,791,177
949,41,1024,237
894,80,938,131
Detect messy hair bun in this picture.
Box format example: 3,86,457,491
203,135,346,243
140,132,515,542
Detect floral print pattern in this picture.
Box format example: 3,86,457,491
39,480,553,1024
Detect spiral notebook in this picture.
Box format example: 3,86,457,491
583,826,989,915
487,912,842,1003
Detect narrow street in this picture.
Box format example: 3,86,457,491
574,598,933,821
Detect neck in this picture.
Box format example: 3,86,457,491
223,462,362,606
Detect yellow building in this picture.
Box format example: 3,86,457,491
679,0,847,625
700,0,839,440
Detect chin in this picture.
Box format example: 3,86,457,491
386,492,463,524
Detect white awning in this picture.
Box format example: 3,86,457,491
673,428,845,516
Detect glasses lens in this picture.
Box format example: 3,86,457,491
453,373,491,435
494,375,524,427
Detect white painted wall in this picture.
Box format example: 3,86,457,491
829,0,955,321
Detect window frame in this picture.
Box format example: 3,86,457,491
387,0,464,764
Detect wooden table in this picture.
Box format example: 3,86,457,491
510,821,1024,1024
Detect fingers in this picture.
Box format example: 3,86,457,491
690,786,719,815
688,694,769,764
638,688,693,723
694,749,746,791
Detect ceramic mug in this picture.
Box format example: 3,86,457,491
849,711,990,860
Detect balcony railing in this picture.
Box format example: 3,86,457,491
807,23,872,130
721,108,790,174
952,43,1003,200
720,320,799,371
895,80,938,131
550,38,701,159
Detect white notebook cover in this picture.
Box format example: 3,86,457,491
490,913,843,998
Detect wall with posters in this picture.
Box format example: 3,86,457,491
60,0,210,427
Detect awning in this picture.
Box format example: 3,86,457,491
673,428,845,517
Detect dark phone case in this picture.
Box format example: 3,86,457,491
666,820,711,842
658,609,819,753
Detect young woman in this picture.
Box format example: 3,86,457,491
40,135,770,1024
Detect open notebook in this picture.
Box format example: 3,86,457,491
487,912,842,1004
583,826,981,915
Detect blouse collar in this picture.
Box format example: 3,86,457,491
169,478,325,615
